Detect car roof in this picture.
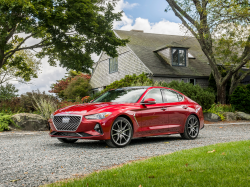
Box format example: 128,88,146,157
115,86,151,90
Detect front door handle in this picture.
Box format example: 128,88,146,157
182,106,188,109
161,107,167,111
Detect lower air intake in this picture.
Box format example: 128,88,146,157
51,132,92,137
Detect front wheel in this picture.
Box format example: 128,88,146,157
105,117,133,148
57,138,78,143
181,115,199,140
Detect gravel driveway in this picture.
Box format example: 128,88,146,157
0,123,250,187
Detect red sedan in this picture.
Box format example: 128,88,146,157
49,86,204,148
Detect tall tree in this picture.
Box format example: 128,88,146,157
165,0,250,103
0,0,128,73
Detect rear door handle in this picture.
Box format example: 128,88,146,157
182,106,188,109
161,107,167,111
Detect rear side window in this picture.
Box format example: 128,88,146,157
143,89,163,103
162,89,182,103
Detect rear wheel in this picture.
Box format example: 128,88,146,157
105,117,133,148
57,138,78,143
181,115,199,140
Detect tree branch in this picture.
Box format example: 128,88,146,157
4,34,35,57
5,24,18,43
166,1,197,38
222,35,250,84
166,0,198,26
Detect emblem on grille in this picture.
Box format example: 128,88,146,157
62,117,70,123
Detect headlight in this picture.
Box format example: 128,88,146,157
85,112,112,120
50,113,54,119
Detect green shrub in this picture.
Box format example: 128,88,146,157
63,76,92,101
104,73,152,92
203,103,236,121
0,83,19,100
20,90,58,113
0,97,24,113
230,85,250,114
204,103,235,113
0,113,18,131
32,94,58,120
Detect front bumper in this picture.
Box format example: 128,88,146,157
48,117,112,140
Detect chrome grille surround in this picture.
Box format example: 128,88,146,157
53,114,82,131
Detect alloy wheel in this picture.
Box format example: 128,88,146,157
187,116,199,138
111,119,132,146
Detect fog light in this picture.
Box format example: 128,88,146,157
94,123,103,134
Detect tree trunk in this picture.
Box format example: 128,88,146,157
229,70,250,96
0,55,4,69
217,83,227,104
229,73,238,96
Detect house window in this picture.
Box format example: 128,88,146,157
172,48,186,66
189,78,196,85
109,57,118,74
181,78,196,85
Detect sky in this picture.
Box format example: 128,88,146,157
12,0,188,95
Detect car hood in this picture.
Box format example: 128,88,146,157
54,102,135,115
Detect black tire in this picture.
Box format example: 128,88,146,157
180,115,199,140
57,138,78,143
105,117,133,148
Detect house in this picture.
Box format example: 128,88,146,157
90,30,248,92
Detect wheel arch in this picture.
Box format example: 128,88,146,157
181,113,200,133
116,114,134,132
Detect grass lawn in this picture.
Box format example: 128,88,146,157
47,140,250,187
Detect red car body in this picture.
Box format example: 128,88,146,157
49,86,204,146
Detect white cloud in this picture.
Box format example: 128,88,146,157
12,57,67,95
113,1,190,36
113,0,138,13
121,1,138,10
115,17,190,36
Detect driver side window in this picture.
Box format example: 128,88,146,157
143,89,163,103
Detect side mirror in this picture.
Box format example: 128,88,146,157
89,100,94,103
141,98,156,105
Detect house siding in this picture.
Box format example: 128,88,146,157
195,78,209,88
152,77,208,88
157,48,171,65
90,45,151,89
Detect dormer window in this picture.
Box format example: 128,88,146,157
172,48,186,66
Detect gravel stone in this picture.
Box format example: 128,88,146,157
0,124,250,187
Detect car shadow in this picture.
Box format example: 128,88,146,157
130,135,183,146
50,135,184,149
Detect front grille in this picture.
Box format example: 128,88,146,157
53,115,82,131
51,132,92,137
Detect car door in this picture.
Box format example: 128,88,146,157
162,89,188,133
138,89,168,133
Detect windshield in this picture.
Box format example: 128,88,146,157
93,88,146,103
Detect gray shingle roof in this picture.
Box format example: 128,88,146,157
114,30,211,77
